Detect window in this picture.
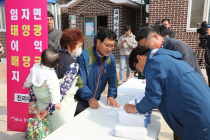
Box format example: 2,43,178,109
187,0,210,31
47,4,61,30
0,6,6,32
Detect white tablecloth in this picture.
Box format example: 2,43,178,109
44,77,162,140
118,77,146,96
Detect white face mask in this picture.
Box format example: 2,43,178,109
71,47,82,58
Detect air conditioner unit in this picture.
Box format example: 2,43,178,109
146,4,149,13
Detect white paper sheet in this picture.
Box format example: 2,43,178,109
106,108,124,116
114,125,147,140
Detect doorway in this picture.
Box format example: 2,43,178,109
97,16,108,28
83,15,108,49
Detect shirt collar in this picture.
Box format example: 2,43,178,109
48,28,54,33
40,63,54,70
60,47,71,55
149,49,159,58
161,37,167,48
96,51,104,58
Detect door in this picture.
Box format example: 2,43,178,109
84,16,96,49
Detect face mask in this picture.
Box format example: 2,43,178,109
71,47,82,58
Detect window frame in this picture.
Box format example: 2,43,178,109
187,0,209,32
0,6,6,32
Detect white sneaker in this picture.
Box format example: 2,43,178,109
118,80,123,85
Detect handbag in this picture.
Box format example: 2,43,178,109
26,116,50,140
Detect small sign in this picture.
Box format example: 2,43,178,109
71,24,76,28
14,93,29,103
113,8,120,40
70,15,76,19
71,19,76,24
85,22,94,36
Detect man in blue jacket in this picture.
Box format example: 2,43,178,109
124,46,210,140
75,28,120,116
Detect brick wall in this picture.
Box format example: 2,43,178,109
136,7,148,34
56,0,72,31
119,5,136,36
57,0,72,4
149,0,205,69
61,8,69,31
67,0,143,59
0,32,6,58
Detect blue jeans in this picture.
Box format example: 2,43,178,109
119,55,131,81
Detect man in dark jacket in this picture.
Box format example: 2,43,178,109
124,46,210,140
136,27,205,81
161,18,175,38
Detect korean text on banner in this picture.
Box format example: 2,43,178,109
5,0,48,132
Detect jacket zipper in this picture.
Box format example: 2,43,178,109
94,57,104,98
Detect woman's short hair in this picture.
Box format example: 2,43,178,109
60,28,85,51
41,49,61,68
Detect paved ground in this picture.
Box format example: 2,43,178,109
0,59,26,140
0,58,208,140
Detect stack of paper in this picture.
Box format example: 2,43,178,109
129,94,145,105
118,110,147,127
114,125,147,140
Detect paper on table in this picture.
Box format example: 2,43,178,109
135,94,145,100
118,110,147,127
106,108,124,116
129,99,141,105
114,125,147,140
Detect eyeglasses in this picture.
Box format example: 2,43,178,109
102,42,115,49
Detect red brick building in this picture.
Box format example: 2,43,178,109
59,0,146,59
148,0,208,69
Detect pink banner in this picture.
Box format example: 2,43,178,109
6,0,48,132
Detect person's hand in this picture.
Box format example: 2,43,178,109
124,104,138,113
28,101,37,114
126,41,129,45
23,85,27,89
206,28,210,35
36,109,49,119
122,40,125,44
107,97,120,108
55,103,62,110
88,98,99,109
